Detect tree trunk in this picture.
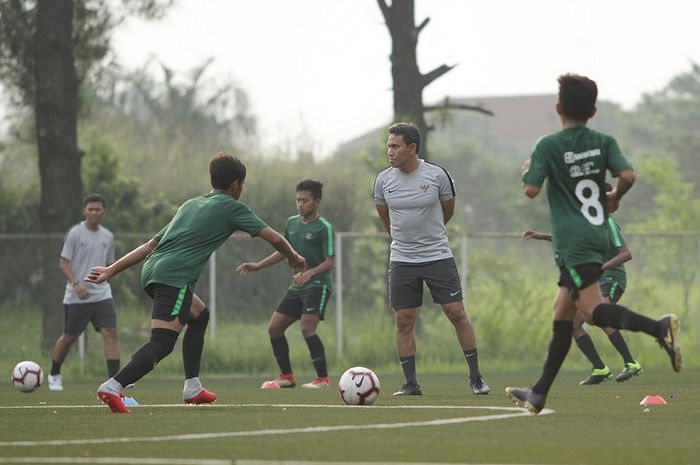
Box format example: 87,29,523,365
378,0,430,156
35,0,82,350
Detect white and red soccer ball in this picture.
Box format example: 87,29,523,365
11,360,43,393
338,366,380,405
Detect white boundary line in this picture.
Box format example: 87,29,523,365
0,402,530,410
0,459,230,465
0,459,561,465
0,404,552,447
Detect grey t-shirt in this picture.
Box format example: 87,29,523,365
60,222,115,304
373,159,456,263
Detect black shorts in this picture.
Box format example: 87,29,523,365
63,299,117,335
558,263,602,300
145,283,193,325
276,285,331,321
389,258,463,310
600,278,625,303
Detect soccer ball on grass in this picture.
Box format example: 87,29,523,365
12,360,44,393
338,366,380,405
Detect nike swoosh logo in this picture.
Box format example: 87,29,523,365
400,360,409,365
450,290,461,296
354,374,365,388
305,307,316,312
388,189,396,193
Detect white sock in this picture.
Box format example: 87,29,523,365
183,377,202,395
98,378,124,395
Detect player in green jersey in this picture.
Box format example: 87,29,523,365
523,194,643,385
506,74,681,414
86,152,306,413
237,179,335,389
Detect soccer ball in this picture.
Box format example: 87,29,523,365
11,360,43,393
338,366,380,405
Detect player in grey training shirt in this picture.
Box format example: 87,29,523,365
48,193,121,391
373,122,489,396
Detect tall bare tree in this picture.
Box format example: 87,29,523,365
377,0,491,158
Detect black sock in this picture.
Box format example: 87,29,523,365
574,334,606,369
183,308,209,379
106,359,120,378
271,336,292,374
304,334,327,377
114,328,178,387
50,360,62,376
463,348,481,379
532,320,573,396
399,355,418,385
592,303,661,337
608,330,635,365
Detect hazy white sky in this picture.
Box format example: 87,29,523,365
113,0,700,154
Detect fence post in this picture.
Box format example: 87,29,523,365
335,233,344,359
78,331,85,375
209,251,217,340
461,233,468,294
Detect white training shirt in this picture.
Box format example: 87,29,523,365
373,159,456,263
60,222,114,305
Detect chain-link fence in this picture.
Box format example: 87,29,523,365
1,231,698,369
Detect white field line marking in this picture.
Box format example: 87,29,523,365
0,404,553,447
0,459,230,465
0,403,527,411
0,459,563,465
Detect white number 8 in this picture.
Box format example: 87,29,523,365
575,179,604,225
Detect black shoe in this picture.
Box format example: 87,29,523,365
469,375,490,395
579,366,612,385
657,314,682,372
505,387,545,414
393,383,422,396
615,361,643,383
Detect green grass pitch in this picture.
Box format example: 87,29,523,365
1,369,699,465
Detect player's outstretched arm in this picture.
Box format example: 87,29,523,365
257,227,306,273
601,244,632,270
522,229,552,241
85,238,159,284
236,251,286,275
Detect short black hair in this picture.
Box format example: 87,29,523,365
388,122,421,154
210,151,246,190
558,74,598,120
83,193,106,207
296,179,323,200
604,182,613,193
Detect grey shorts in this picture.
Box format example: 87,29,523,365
389,258,463,309
63,298,117,335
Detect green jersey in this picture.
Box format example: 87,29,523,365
523,126,633,267
284,214,335,291
142,191,268,290
601,216,627,287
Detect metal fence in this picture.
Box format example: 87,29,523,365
1,231,698,360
